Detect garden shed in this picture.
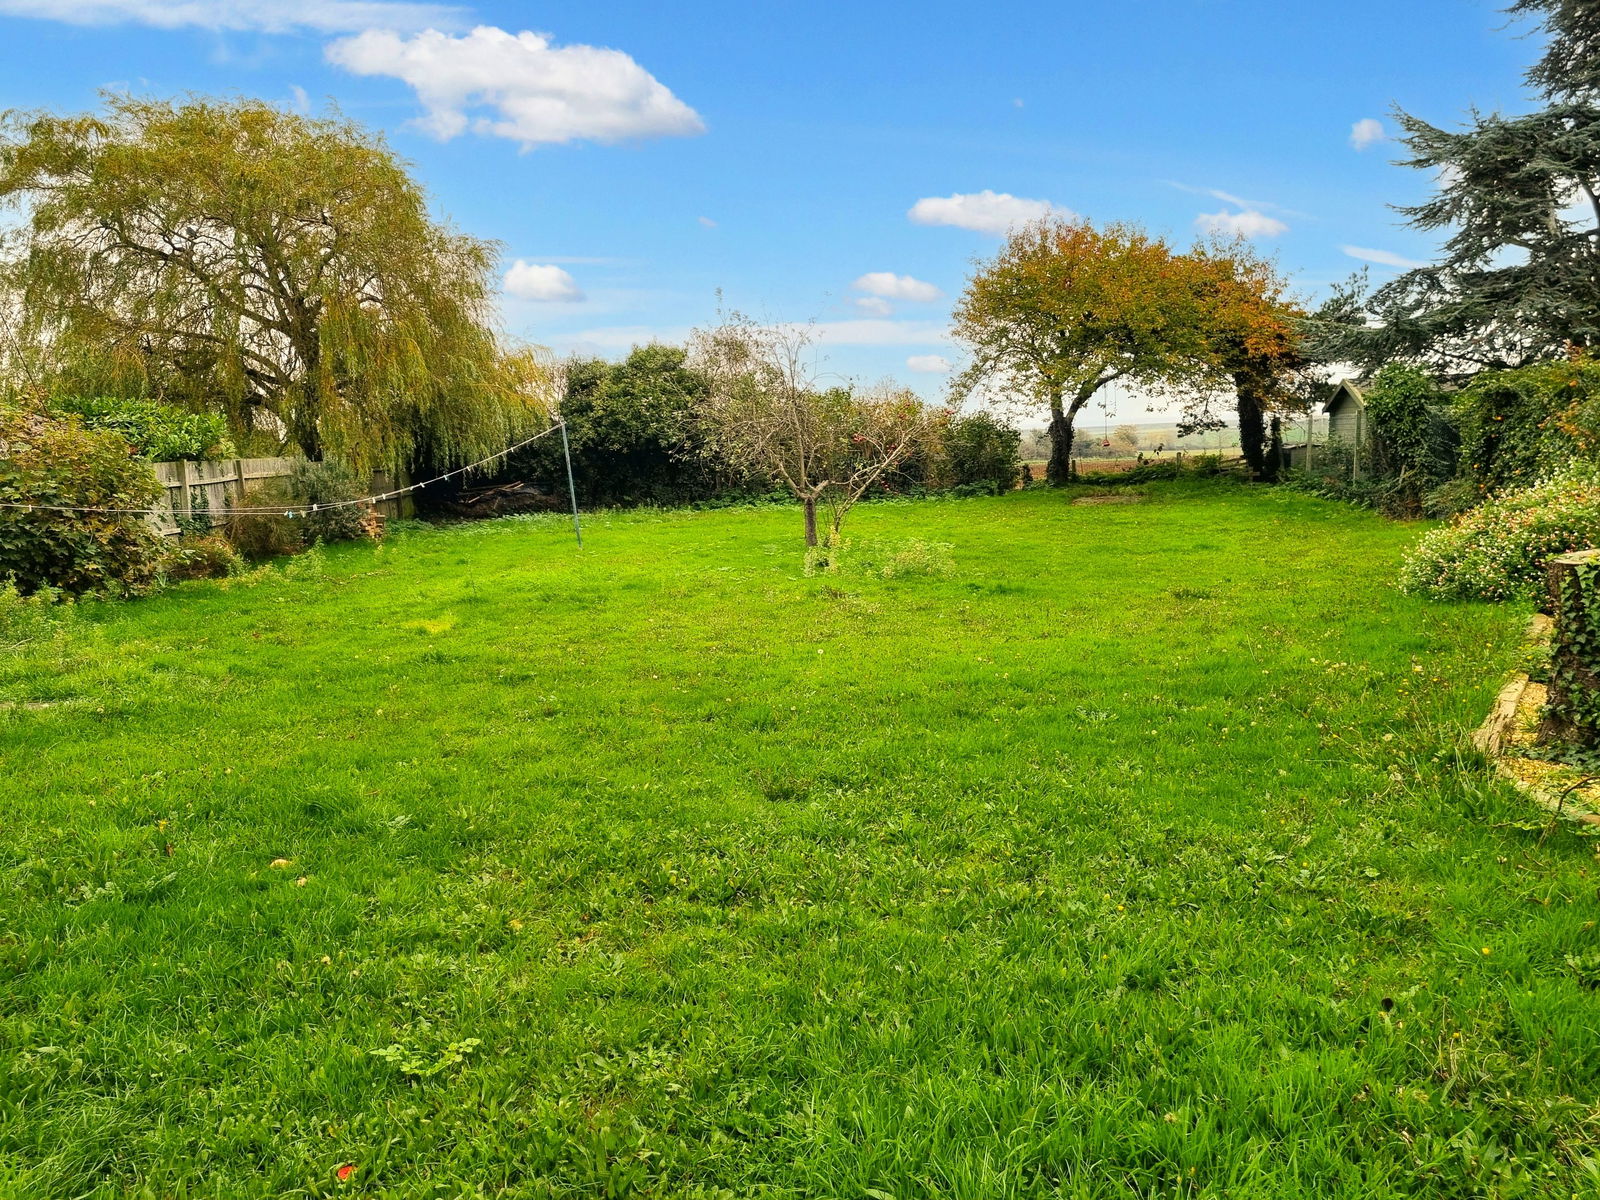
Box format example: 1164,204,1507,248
1325,380,1368,476
1281,379,1365,475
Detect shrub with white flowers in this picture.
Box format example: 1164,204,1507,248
1399,469,1600,603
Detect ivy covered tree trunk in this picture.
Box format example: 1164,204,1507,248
1540,550,1600,748
1234,374,1268,480
1264,415,1283,483
1046,393,1074,487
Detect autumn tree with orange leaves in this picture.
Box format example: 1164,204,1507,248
951,218,1214,486
1186,239,1314,482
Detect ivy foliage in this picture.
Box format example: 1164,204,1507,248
1453,357,1600,494
1363,364,1456,485
1544,554,1600,747
0,403,164,594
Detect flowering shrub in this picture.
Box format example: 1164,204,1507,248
1399,471,1600,602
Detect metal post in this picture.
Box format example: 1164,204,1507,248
558,419,583,549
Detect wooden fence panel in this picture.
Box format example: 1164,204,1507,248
149,458,411,535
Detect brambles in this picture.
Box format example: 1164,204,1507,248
159,533,241,582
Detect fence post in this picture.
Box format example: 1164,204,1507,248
177,459,194,528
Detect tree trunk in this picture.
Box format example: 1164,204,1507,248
1539,550,1600,747
1234,373,1267,480
803,495,819,547
1046,391,1074,487
1265,415,1283,483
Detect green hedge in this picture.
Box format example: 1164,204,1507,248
51,395,235,462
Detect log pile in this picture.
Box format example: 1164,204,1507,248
433,480,564,519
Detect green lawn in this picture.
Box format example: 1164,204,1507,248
3,482,1597,1199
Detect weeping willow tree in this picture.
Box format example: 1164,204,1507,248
0,94,548,472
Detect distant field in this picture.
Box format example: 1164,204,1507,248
1022,452,1235,476
3,483,1594,1199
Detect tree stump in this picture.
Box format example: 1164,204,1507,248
1538,549,1600,747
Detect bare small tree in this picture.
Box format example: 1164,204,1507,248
690,314,931,546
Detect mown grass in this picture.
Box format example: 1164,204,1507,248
2,482,1597,1199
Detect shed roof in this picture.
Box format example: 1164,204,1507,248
1323,379,1366,414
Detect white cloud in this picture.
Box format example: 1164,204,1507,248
1341,245,1427,269
503,261,584,302
288,84,310,113
852,271,942,303
1350,118,1387,150
1195,209,1289,238
908,190,1072,235
853,296,894,317
697,216,717,228
1165,182,1310,219
326,25,706,149
0,0,463,33
798,319,952,347
907,354,952,374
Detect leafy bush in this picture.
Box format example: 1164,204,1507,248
50,395,235,461
1363,363,1457,514
221,481,304,561
1085,456,1238,486
289,459,376,544
160,533,241,582
490,345,732,509
0,406,165,595
1399,470,1600,602
220,463,376,561
1096,460,1182,484
1421,477,1480,519
921,412,1022,493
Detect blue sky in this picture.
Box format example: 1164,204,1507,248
0,0,1538,420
